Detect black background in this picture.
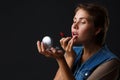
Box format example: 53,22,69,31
1,0,120,80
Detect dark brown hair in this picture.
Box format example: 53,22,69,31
75,3,109,45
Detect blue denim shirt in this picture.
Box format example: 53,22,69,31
72,45,119,80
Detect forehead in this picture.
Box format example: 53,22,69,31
74,9,91,21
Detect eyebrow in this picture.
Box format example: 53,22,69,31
79,17,88,20
73,17,88,21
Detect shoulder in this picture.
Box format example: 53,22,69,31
99,45,120,61
99,59,120,70
87,59,120,80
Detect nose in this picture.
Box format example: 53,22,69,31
72,23,79,29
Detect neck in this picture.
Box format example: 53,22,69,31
80,42,102,64
83,42,102,55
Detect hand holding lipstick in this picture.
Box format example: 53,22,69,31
60,36,77,58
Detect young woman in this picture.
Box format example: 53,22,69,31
37,3,120,80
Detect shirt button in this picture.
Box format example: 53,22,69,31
85,72,88,76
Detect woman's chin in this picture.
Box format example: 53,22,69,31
73,41,81,46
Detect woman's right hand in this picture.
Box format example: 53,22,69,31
60,36,77,60
60,36,77,69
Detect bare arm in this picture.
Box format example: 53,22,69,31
54,53,76,80
87,59,120,80
56,57,75,80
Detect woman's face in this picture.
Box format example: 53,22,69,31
71,9,97,45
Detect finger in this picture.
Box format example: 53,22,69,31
42,48,56,58
41,42,46,52
66,37,74,52
44,50,53,57
37,41,53,57
60,37,71,45
50,47,64,58
62,37,71,48
68,36,77,50
63,37,71,43
37,41,42,53
39,48,52,57
57,50,64,55
60,37,65,46
60,38,67,49
50,47,57,54
68,39,74,51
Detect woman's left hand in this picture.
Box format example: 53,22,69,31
37,41,64,59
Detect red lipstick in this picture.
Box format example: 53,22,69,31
60,32,65,37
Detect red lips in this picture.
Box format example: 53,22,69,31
72,32,78,37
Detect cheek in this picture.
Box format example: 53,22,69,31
78,26,95,40
78,27,89,36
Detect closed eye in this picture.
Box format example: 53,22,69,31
80,21,86,24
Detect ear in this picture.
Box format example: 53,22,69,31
95,27,102,35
